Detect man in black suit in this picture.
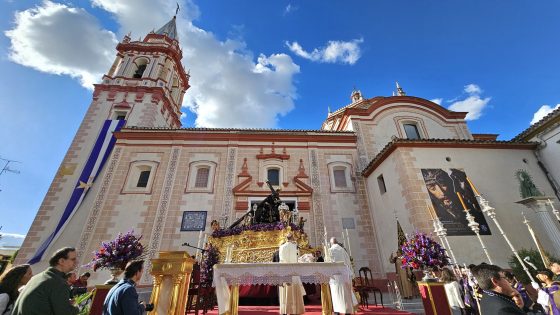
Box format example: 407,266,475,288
471,264,525,315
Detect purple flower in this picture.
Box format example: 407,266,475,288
400,232,449,270
87,230,144,271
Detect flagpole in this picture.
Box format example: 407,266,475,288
457,192,493,264
466,178,536,282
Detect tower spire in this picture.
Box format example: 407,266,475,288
396,82,406,96
155,16,178,40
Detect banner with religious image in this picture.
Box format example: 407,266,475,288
421,168,491,236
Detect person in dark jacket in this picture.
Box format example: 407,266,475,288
103,260,146,315
12,247,79,315
471,263,525,315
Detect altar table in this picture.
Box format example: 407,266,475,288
213,262,352,315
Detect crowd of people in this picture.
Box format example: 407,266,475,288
2,242,559,315
0,247,147,315
436,262,560,315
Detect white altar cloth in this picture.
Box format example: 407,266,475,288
212,262,352,314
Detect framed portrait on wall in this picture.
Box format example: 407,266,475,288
181,211,207,231
421,168,491,236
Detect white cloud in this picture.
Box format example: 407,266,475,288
286,38,364,65
464,84,482,94
5,1,118,88
91,0,200,37
447,83,491,120
430,98,443,105
5,0,300,128
531,104,560,125
0,233,25,238
448,96,491,120
284,3,297,15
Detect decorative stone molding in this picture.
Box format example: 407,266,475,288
143,147,180,283
76,147,123,265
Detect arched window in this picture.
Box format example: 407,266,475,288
136,170,151,187
132,58,149,79
267,168,280,186
333,167,347,188
403,123,421,140
195,167,210,188
186,161,217,192
328,162,354,192
123,161,158,193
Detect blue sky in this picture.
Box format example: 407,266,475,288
0,0,559,236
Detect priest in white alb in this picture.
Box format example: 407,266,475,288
278,233,305,315
329,237,357,314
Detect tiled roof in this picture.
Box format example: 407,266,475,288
361,138,538,177
513,106,560,141
124,126,355,134
328,97,383,117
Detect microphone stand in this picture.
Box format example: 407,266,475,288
182,242,207,253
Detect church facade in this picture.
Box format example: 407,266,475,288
16,17,560,286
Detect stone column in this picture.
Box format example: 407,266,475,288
516,197,560,254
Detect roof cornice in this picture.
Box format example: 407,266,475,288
361,138,538,177
115,127,357,143
513,107,560,141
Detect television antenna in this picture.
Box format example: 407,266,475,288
0,157,21,192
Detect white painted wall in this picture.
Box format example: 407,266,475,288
366,146,560,275
529,124,560,193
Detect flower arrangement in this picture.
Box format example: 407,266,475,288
211,222,300,238
400,232,449,270
89,230,144,271
200,244,219,286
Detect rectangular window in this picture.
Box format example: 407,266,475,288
267,169,280,186
377,174,387,194
137,170,151,188
194,167,210,188
404,123,421,140
333,169,347,188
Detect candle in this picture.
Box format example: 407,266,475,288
426,205,435,220
196,230,203,259
466,177,480,195
345,228,353,257
324,225,328,246
456,192,468,211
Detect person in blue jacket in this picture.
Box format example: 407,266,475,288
103,260,146,315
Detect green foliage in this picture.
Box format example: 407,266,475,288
508,248,559,284
9,249,19,264
74,291,93,315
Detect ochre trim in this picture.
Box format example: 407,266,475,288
327,96,467,124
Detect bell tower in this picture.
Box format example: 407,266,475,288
18,16,189,266
99,16,189,128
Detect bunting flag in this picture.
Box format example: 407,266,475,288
397,219,407,255
28,119,126,264
526,221,551,267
